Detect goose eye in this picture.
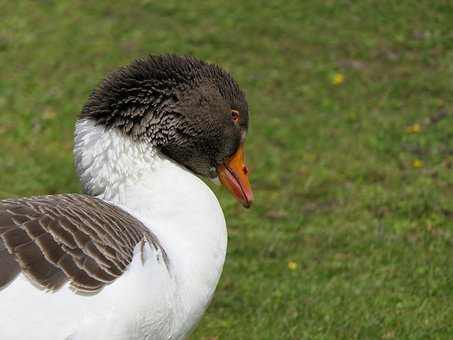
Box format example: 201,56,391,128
231,109,240,123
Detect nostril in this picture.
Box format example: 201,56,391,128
243,165,248,175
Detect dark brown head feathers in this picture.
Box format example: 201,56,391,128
80,54,249,177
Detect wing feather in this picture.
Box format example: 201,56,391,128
0,194,165,293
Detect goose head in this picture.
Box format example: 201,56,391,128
79,54,253,208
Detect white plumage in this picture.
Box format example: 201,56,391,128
0,119,227,339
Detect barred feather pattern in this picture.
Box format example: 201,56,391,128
0,194,165,293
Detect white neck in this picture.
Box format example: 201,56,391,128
74,118,228,332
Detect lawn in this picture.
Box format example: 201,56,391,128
1,1,453,339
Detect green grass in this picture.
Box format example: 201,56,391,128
1,1,453,339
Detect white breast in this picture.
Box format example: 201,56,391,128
0,119,228,340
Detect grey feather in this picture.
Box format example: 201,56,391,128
0,194,166,293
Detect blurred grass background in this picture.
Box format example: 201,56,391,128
1,1,453,339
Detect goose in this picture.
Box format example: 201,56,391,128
0,54,253,340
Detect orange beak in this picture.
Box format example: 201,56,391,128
217,144,254,208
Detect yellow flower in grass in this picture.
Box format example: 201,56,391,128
406,123,422,133
412,159,424,168
288,260,298,271
331,73,345,85
42,108,57,120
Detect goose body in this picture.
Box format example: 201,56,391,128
0,55,252,339
1,119,227,339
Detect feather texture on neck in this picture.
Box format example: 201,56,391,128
74,118,162,201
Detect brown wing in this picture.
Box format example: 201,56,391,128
0,194,165,293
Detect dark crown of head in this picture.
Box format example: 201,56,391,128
80,54,246,142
